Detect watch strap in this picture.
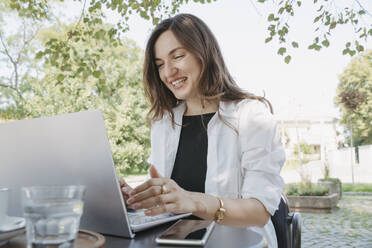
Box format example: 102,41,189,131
214,197,226,223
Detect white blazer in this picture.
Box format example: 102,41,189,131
148,99,286,248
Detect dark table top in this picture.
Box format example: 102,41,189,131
3,221,265,248
104,221,266,248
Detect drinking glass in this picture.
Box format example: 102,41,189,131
22,185,85,248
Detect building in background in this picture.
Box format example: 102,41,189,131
276,113,343,164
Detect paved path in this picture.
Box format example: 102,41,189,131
302,194,372,248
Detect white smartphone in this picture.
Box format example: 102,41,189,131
155,219,215,246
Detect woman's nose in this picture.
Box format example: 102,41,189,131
163,63,177,78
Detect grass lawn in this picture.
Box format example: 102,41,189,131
342,183,372,192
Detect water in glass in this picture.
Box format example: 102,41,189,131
24,199,83,247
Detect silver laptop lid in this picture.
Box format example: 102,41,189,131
0,110,134,238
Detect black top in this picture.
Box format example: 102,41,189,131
171,113,215,193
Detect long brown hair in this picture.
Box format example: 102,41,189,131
143,13,272,126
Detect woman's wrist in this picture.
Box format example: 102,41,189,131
188,192,220,220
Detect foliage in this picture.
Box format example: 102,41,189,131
342,183,372,192
285,182,329,196
0,5,42,118
318,178,341,184
28,24,150,174
259,0,372,63
335,50,372,146
0,5,150,174
3,0,370,67
339,89,367,110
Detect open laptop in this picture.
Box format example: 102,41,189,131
0,110,189,238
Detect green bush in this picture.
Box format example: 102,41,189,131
1,24,151,175
285,183,329,196
342,183,372,192
318,178,341,184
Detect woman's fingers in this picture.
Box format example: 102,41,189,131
126,177,191,215
130,178,165,196
144,203,178,216
118,177,129,187
149,165,162,178
127,185,163,205
130,192,176,210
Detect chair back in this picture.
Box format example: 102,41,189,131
271,196,291,248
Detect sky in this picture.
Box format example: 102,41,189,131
121,0,372,120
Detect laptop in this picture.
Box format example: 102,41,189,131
0,110,189,238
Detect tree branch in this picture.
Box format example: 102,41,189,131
248,0,263,17
0,83,16,90
0,33,16,66
354,0,372,17
76,0,87,27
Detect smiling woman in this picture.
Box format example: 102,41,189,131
119,14,286,248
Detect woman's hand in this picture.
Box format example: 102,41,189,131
125,166,197,216
118,176,133,203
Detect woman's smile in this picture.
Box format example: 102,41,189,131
170,77,187,88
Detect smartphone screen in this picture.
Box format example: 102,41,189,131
156,219,215,246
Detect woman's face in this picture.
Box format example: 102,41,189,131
154,30,202,102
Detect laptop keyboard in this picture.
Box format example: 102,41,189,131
128,210,173,226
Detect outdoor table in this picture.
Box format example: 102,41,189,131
104,221,266,248
4,221,266,248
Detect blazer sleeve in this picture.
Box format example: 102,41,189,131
238,100,286,215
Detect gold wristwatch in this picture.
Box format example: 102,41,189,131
214,197,226,223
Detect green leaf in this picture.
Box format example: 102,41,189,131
35,51,43,59
297,1,302,7
291,41,299,48
268,13,275,21
257,0,265,3
265,37,273,43
277,47,287,56
284,55,291,64
321,40,330,47
93,70,101,78
330,22,336,29
314,15,321,23
356,45,364,52
57,74,65,81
